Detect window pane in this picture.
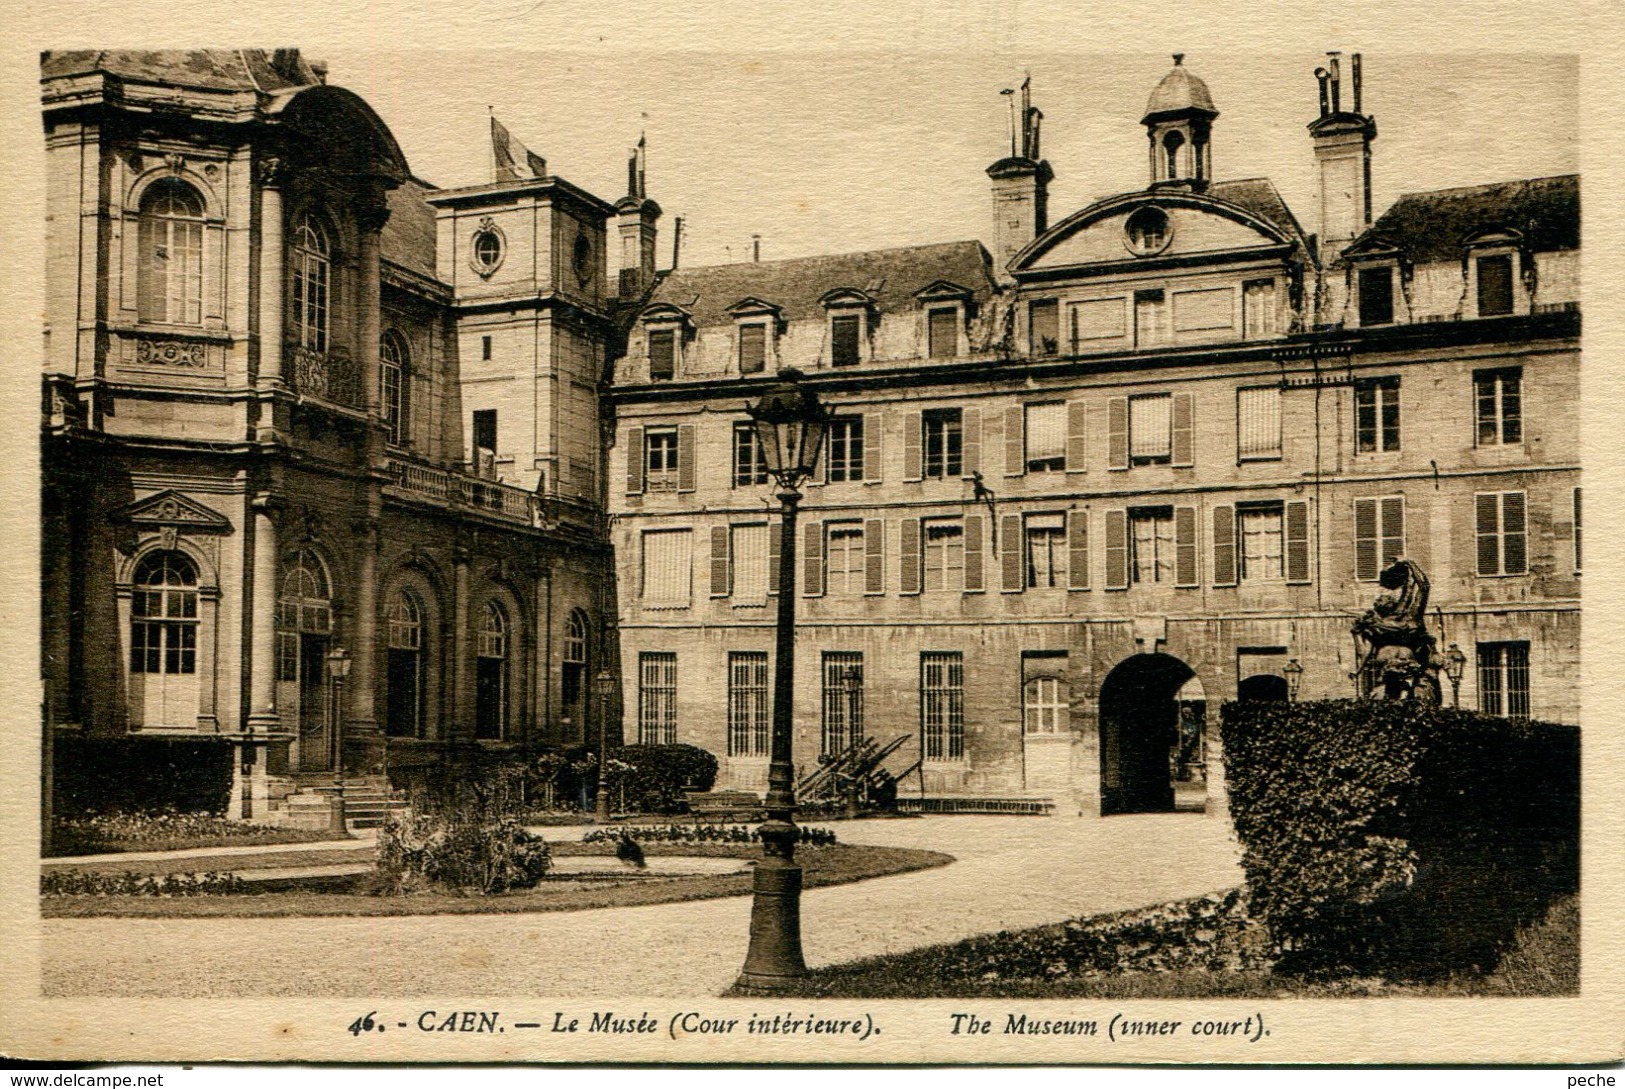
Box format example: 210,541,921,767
826,522,865,595
1025,402,1066,468
641,529,692,606
1129,394,1171,460
1243,279,1275,338
1359,266,1393,326
924,410,962,478
928,308,958,358
1029,299,1059,355
739,324,767,373
731,523,769,604
831,314,861,367
639,652,678,745
822,652,864,754
1237,387,1282,458
728,652,769,756
1478,254,1514,316
922,519,965,591
828,417,865,481
648,330,675,379
1239,506,1284,581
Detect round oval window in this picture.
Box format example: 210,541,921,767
473,229,503,272
1125,206,1172,256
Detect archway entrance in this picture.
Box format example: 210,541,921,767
1237,673,1289,702
1099,652,1196,815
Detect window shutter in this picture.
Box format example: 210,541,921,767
1285,499,1311,584
1068,510,1090,590
863,413,884,483
1502,492,1527,574
138,212,161,322
963,514,985,592
864,518,886,594
899,518,922,595
1004,405,1025,477
1174,505,1198,587
803,521,825,596
1105,510,1128,590
1107,397,1128,470
903,411,923,481
1212,504,1236,587
961,407,981,477
625,426,645,494
1001,514,1024,592
1066,400,1088,473
710,525,731,597
1380,496,1405,570
809,430,827,486
1476,493,1499,576
676,423,697,492
1355,498,1379,581
1171,393,1195,467
768,521,782,594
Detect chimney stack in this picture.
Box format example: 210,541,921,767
615,134,662,299
986,75,1053,283
1308,52,1376,263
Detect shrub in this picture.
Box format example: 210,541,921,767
581,823,837,847
41,869,248,896
1221,699,1578,978
53,736,233,817
373,813,551,896
613,744,720,814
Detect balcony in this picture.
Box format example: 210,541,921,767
288,345,361,408
383,457,600,537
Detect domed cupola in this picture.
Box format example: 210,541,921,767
1142,54,1218,191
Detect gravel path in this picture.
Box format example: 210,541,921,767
41,814,1241,998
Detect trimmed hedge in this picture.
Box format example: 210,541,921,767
614,744,719,814
1221,699,1578,978
53,736,233,817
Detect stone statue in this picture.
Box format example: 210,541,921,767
1351,557,1441,703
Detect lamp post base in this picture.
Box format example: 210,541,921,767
734,855,807,992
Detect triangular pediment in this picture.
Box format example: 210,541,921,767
819,287,875,309
639,301,693,325
725,296,783,317
913,279,973,302
1014,191,1293,277
1341,234,1403,261
115,489,233,533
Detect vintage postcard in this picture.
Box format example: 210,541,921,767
2,0,1622,1068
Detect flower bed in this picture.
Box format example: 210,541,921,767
580,823,837,847
49,811,335,857
42,870,249,897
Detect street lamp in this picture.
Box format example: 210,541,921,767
736,368,830,992
1443,643,1467,708
326,646,351,837
1283,658,1304,702
594,666,617,823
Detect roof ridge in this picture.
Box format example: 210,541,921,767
664,238,985,277
1392,174,1578,201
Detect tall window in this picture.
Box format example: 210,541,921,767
927,307,958,359
645,426,679,490
1475,368,1522,446
291,214,331,352
1129,393,1172,463
1236,387,1282,460
385,589,424,738
1025,402,1066,472
1476,491,1528,576
1025,513,1067,588
1134,289,1168,347
827,417,865,482
825,521,866,595
738,323,767,374
920,652,964,760
640,528,693,607
1573,486,1582,573
137,179,205,325
733,423,768,486
276,550,332,685
1477,254,1514,317
1358,265,1394,326
475,601,509,740
922,517,965,592
472,409,497,473
1477,642,1530,721
1242,278,1276,338
1129,507,1174,584
648,329,676,380
821,652,864,755
727,652,769,757
380,331,410,446
130,551,199,675
830,314,862,367
638,652,678,744
1354,496,1405,582
1355,377,1401,453
1029,298,1059,356
562,608,588,720
1238,504,1284,582
923,409,963,478
1022,654,1069,735
730,523,770,605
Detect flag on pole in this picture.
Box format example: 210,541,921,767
491,115,547,183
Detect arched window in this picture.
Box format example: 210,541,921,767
385,588,425,737
1022,674,1068,734
276,550,335,769
137,179,205,325
130,551,199,675
475,601,509,740
291,214,331,352
380,330,410,446
1162,130,1186,180
562,608,589,732
278,550,332,636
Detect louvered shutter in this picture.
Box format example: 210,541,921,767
899,518,922,594
1105,510,1128,590
767,521,781,594
1175,505,1198,587
963,514,984,592
1502,492,1527,574
1001,514,1024,592
676,423,697,492
1171,393,1195,467
1068,510,1090,590
1107,397,1128,470
710,525,731,597
1380,496,1405,570
1285,500,1311,584
1355,499,1379,581
903,411,923,481
863,413,884,483
1212,504,1237,586
1066,400,1088,473
625,426,645,494
961,407,980,477
864,518,885,594
1004,405,1025,477
803,521,824,596
808,430,827,486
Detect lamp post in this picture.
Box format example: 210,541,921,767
841,663,863,819
1283,657,1304,702
1444,643,1466,708
594,666,617,823
326,646,351,837
736,368,830,992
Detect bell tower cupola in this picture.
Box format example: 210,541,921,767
1142,54,1217,191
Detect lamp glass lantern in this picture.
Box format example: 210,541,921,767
1443,643,1467,706
326,647,351,682
1283,657,1304,701
746,368,831,489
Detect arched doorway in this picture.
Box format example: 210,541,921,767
1099,652,1196,815
1238,673,1289,702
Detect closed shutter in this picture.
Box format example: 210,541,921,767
1476,493,1499,576
1355,498,1379,581
1502,492,1527,574
1068,510,1090,590
768,522,781,594
899,518,922,594
803,521,825,596
964,514,985,591
1107,396,1128,470
1001,513,1024,592
1172,393,1195,467
1285,499,1311,583
710,525,731,597
1105,509,1128,590
864,518,886,594
1004,405,1025,477
903,411,923,481
962,407,980,477
676,423,697,492
809,428,827,486
1066,400,1088,474
863,413,884,482
1175,505,1198,587
1380,496,1405,571
625,426,645,494
1212,504,1236,586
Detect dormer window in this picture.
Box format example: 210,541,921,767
914,281,973,361
928,308,958,358
648,329,676,380
1476,253,1515,317
1357,265,1394,327
725,298,783,374
1028,298,1059,356
738,324,767,374
638,303,692,382
831,314,862,367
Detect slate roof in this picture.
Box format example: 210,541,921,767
643,240,997,327
1354,175,1579,264
41,50,320,93
381,178,439,280
1206,177,1307,245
